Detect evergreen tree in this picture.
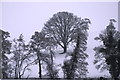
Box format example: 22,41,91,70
0,29,11,78
30,31,49,78
44,49,59,78
62,18,90,78
94,19,120,79
37,31,59,78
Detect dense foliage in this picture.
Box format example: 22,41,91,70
94,19,120,79
0,29,11,78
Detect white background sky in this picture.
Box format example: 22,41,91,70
0,2,118,78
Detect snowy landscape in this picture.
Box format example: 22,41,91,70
0,1,120,80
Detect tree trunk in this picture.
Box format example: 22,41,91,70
15,58,19,79
60,44,67,54
63,44,67,53
38,59,42,78
37,52,42,78
15,65,18,78
110,58,118,79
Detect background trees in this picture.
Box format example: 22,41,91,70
10,34,33,78
0,11,91,79
30,31,58,78
4,12,120,79
42,12,90,53
94,19,120,79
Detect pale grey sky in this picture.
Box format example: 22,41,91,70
1,2,118,78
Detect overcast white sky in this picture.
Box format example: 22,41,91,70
1,2,118,78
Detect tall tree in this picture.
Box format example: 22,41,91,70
94,19,120,79
11,34,33,78
0,29,11,78
62,18,90,78
30,31,58,78
30,31,46,78
42,12,90,53
40,30,59,78
30,31,50,78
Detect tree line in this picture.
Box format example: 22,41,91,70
0,12,120,79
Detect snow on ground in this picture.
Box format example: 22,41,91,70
8,46,110,78
23,47,73,78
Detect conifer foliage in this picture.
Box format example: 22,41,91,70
62,17,90,78
0,30,11,78
94,19,120,79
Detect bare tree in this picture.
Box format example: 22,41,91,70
42,12,90,53
11,34,33,78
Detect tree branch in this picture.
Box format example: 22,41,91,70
20,59,37,77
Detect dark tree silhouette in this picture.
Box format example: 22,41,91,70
62,17,90,78
30,32,45,78
0,29,11,78
30,31,57,78
42,11,90,53
94,19,120,79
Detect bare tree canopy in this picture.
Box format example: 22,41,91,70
10,34,33,79
42,12,90,53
